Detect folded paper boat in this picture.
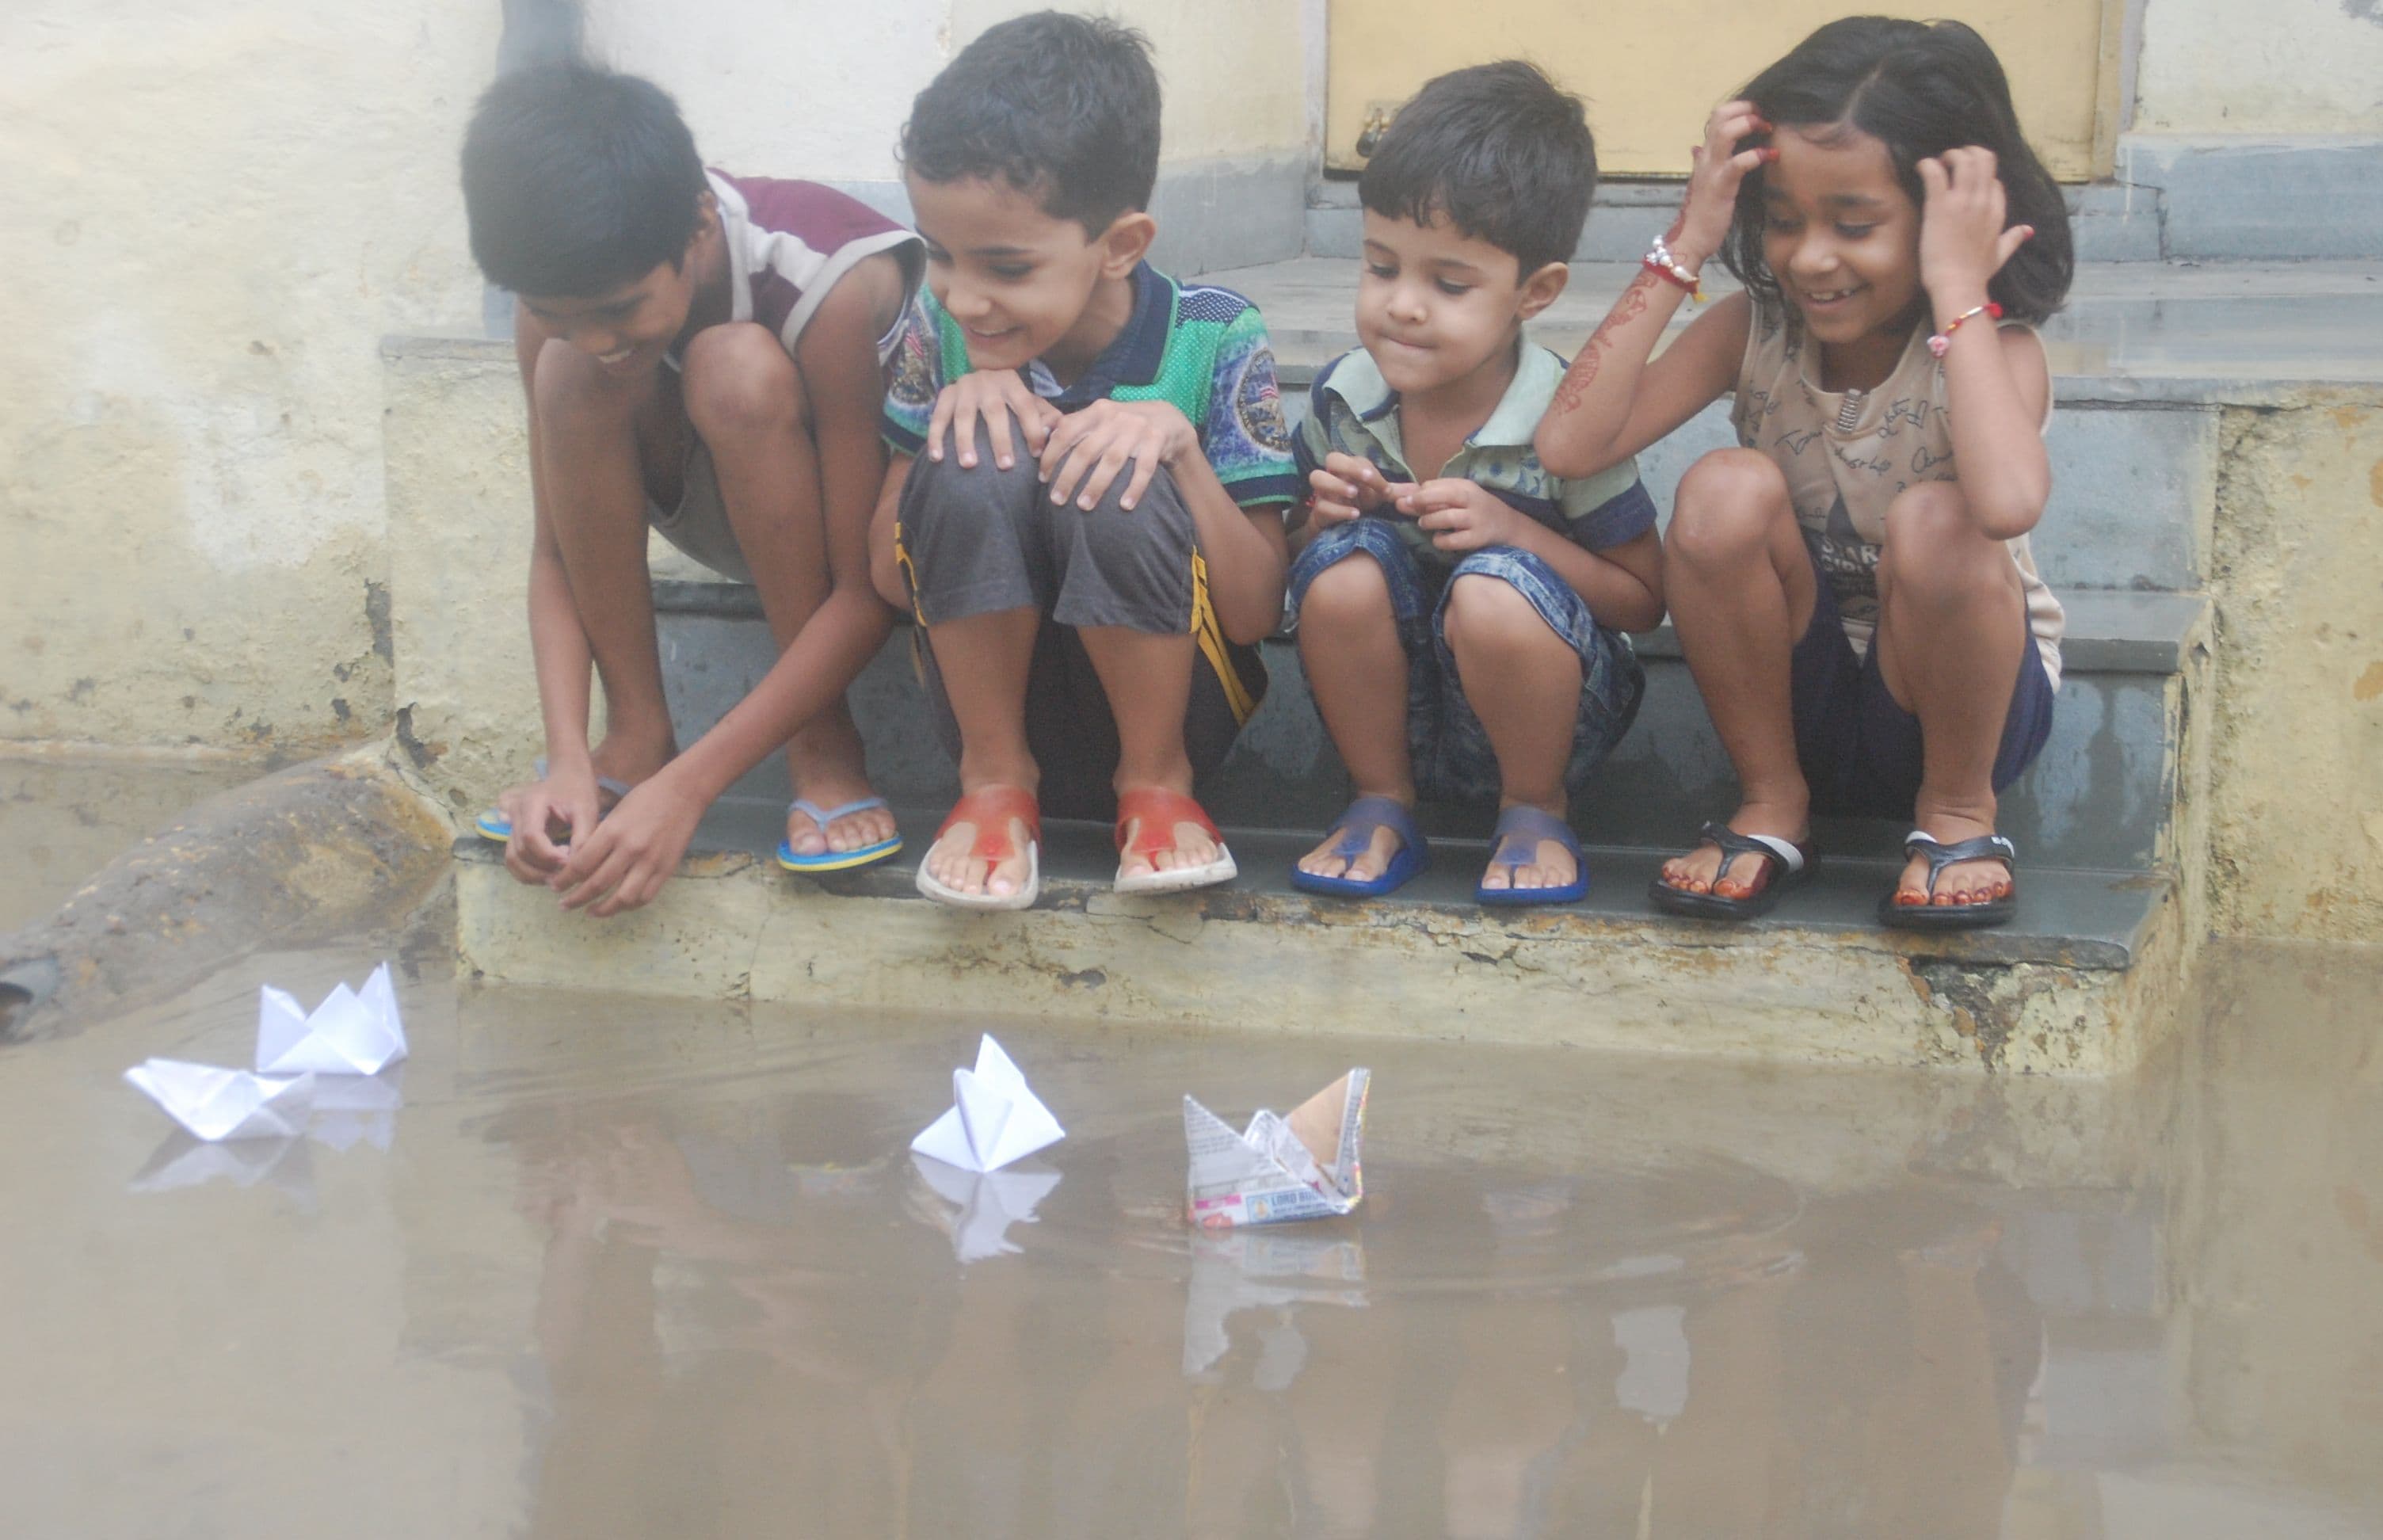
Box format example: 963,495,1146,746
256,962,408,1076
910,1035,1065,1174
1184,1069,1369,1229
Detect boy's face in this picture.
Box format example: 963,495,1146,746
906,172,1152,373
516,197,719,376
1355,210,1566,399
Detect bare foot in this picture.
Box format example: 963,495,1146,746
1893,811,2014,909
1658,796,1810,901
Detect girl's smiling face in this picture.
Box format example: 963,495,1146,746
1760,125,1925,381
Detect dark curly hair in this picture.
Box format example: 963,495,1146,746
1718,17,2073,323
1359,60,1598,276
899,11,1161,235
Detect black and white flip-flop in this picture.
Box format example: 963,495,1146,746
1878,830,2018,930
1648,820,1817,921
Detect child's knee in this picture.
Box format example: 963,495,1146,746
530,338,639,436
682,323,806,440
1882,482,2007,598
1442,574,1565,665
1667,449,1788,569
1298,549,1394,625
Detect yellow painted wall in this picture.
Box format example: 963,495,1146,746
0,0,497,754
1325,0,2114,178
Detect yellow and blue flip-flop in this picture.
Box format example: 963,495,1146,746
777,796,904,874
475,759,632,843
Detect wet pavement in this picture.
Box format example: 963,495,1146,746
2,939,2379,1538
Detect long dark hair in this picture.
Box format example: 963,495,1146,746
1718,17,2073,323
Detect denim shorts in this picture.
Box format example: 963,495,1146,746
1790,536,2057,819
1288,517,1645,805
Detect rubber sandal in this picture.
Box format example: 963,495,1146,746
777,795,904,873
1290,795,1429,899
1878,830,2018,930
1648,820,1817,921
1477,805,1588,906
1113,787,1237,895
475,757,632,842
914,787,1041,911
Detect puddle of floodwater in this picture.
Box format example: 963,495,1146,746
0,940,2378,1538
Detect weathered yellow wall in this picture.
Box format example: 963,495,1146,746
0,1,497,754
2136,0,2383,135
2206,398,2383,943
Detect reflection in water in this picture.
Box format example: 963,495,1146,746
6,944,2383,1537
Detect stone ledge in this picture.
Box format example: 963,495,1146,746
455,814,2184,1076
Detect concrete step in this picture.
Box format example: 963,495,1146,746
452,802,2185,1075
656,582,2208,873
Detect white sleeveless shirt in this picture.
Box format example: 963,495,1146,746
1729,298,2065,688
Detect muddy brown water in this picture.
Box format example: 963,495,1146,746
2,941,2378,1538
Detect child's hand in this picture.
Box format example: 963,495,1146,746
549,770,704,919
1397,478,1527,554
1672,99,1778,269
1037,398,1199,512
927,370,1062,470
500,764,602,884
1917,147,2034,315
1306,452,1402,526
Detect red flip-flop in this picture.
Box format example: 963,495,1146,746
914,787,1042,911
1113,787,1237,894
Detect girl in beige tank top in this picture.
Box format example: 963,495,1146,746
1532,17,2076,928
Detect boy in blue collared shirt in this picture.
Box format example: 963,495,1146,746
1289,62,1664,905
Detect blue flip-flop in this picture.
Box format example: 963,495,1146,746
777,795,904,873
1290,795,1429,898
1477,805,1588,906
475,758,633,842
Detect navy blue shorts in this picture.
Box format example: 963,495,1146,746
1790,539,2057,819
1288,517,1645,805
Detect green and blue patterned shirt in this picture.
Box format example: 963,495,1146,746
882,261,1301,513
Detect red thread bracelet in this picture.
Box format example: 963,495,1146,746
1927,301,2002,358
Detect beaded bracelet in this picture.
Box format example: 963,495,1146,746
1927,301,2003,358
1643,234,1703,301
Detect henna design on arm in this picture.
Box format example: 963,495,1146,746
1549,270,1658,417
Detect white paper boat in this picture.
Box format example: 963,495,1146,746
910,1035,1064,1173
909,1150,1062,1263
1184,1069,1369,1229
124,1058,316,1142
256,962,407,1076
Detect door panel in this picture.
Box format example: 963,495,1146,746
1326,0,2119,180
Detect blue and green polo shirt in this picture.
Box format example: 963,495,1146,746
882,261,1301,513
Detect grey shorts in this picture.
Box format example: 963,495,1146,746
893,442,1267,819
647,440,753,584
895,440,1195,633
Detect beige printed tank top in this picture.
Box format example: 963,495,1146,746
1729,299,2066,688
